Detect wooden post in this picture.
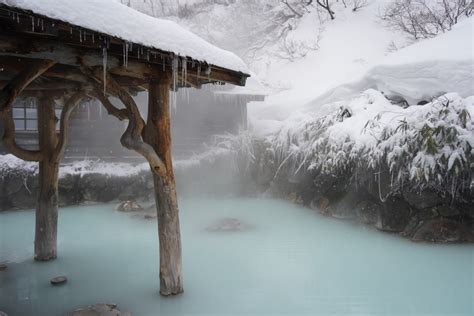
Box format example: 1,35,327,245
35,96,59,261
146,79,183,296
241,101,248,130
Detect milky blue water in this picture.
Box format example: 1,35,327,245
0,199,473,316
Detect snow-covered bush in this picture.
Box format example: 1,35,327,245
270,90,474,200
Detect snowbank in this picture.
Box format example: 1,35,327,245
307,17,474,107
271,91,474,196
0,0,249,73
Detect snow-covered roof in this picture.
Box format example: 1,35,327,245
0,0,249,74
214,75,268,98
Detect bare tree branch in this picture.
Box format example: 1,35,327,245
0,59,56,162
0,59,56,113
52,91,86,161
89,88,129,121
82,67,168,177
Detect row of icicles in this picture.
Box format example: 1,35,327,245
7,9,224,112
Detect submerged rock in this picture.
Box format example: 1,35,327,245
412,218,472,243
206,218,251,232
0,311,8,316
115,201,143,213
0,264,7,272
130,205,157,220
68,303,131,316
374,197,412,233
355,200,380,225
51,275,68,285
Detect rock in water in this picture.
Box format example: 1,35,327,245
130,205,157,220
0,310,8,316
0,264,7,272
115,201,143,212
51,276,68,285
206,218,251,232
68,303,131,316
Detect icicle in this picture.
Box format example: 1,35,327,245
123,42,129,68
70,27,73,35
16,13,20,23
171,56,179,112
92,33,95,43
79,30,83,42
181,57,185,86
41,19,44,31
31,16,34,32
146,50,150,61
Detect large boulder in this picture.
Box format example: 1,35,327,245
206,218,251,232
355,200,380,225
59,174,82,206
403,189,449,209
330,191,361,220
115,201,143,213
374,196,412,232
411,218,473,243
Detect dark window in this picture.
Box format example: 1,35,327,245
13,99,61,131
13,102,37,132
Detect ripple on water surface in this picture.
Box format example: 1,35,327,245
0,198,473,316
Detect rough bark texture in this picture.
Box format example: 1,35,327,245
0,59,55,161
34,96,59,261
83,68,167,177
146,81,183,296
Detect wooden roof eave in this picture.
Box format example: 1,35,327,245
0,5,249,88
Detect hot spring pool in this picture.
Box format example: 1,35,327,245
0,198,473,316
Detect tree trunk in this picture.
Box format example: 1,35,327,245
146,80,183,296
34,96,59,261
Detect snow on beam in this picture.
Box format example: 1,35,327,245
0,33,247,87
0,1,250,79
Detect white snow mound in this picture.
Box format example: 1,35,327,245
308,17,474,107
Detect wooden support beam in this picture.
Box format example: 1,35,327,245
0,33,248,86
35,96,59,261
34,92,84,261
90,89,129,121
0,59,55,161
83,67,167,177
52,92,86,161
0,59,56,113
0,80,81,91
146,80,183,296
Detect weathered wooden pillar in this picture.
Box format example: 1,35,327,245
34,96,59,261
146,79,183,296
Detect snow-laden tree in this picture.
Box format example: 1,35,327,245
381,0,473,39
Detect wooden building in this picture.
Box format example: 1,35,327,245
0,82,266,161
0,0,249,296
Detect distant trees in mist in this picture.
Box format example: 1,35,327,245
381,0,473,39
